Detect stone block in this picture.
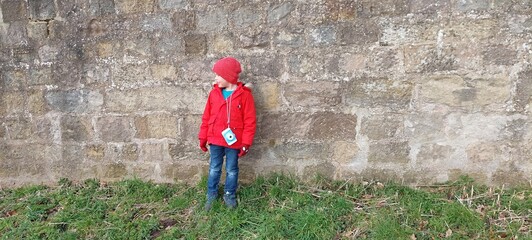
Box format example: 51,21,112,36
513,69,531,112
239,31,269,49
409,0,451,14
344,77,413,111
101,163,127,179
232,6,260,29
184,34,207,55
273,29,304,48
326,0,357,21
53,144,96,179
135,114,178,139
110,63,151,86
159,0,188,10
466,142,507,164
248,56,283,78
405,113,449,143
97,116,135,142
172,10,196,32
257,164,297,178
361,114,403,140
267,2,295,24
303,162,335,180
368,141,410,164
448,169,488,185
491,166,528,186
1,22,28,47
85,144,105,161
253,82,280,111
356,0,410,17
197,9,226,32
105,143,139,162
2,69,27,90
337,21,379,46
27,22,48,42
454,0,490,12
307,112,357,141
0,123,5,139
272,141,331,161
258,113,312,139
168,143,202,161
419,75,511,108
161,163,201,184
308,25,336,46
0,144,48,178
153,33,183,60
340,53,367,73
83,64,110,86
139,143,169,162
115,0,154,14
482,45,518,66
332,141,358,165
4,117,32,140
0,91,25,116
416,143,454,165
45,89,103,113
150,64,177,81
182,115,201,142
27,89,49,115
105,87,206,114
88,0,115,16
28,0,56,20
403,44,456,73
283,81,341,108
141,14,172,32
212,35,234,53
29,66,53,86
1,0,28,22
61,115,93,142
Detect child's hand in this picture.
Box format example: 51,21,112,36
199,139,208,152
238,145,250,157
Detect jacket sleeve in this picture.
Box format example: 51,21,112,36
241,92,257,146
198,92,211,140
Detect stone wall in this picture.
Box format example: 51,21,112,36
1,0,531,187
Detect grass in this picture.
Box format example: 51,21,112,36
0,174,530,239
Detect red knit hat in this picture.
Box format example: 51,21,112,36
212,57,241,84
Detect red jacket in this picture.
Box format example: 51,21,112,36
199,83,256,149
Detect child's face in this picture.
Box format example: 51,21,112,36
215,74,231,88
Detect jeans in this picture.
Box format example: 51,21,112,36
207,144,239,197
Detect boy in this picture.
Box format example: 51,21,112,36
198,57,256,211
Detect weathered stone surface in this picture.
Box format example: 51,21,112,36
97,116,135,142
100,163,127,179
105,87,205,114
514,69,532,112
303,162,335,180
0,91,25,116
482,45,519,66
248,56,284,78
332,141,358,165
182,115,201,142
308,25,336,46
360,114,403,140
3,116,52,142
454,0,491,12
356,0,410,17
253,82,280,111
368,141,410,164
0,22,28,47
61,115,93,142
307,112,357,141
139,143,169,162
232,6,260,29
1,0,28,22
27,89,49,115
448,169,488,184
409,0,451,14
29,66,53,86
337,20,380,45
258,113,312,139
267,2,295,24
115,0,154,14
105,143,139,162
28,0,56,20
135,114,177,139
283,82,341,108
273,29,304,47
45,89,103,113
85,144,105,161
344,78,413,110
141,14,172,32
0,144,48,178
416,143,454,164
1,69,27,90
162,163,201,183
271,141,331,161
197,9,227,32
172,10,196,32
419,75,511,108
184,34,207,55
0,122,5,139
466,142,507,164
159,0,188,10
